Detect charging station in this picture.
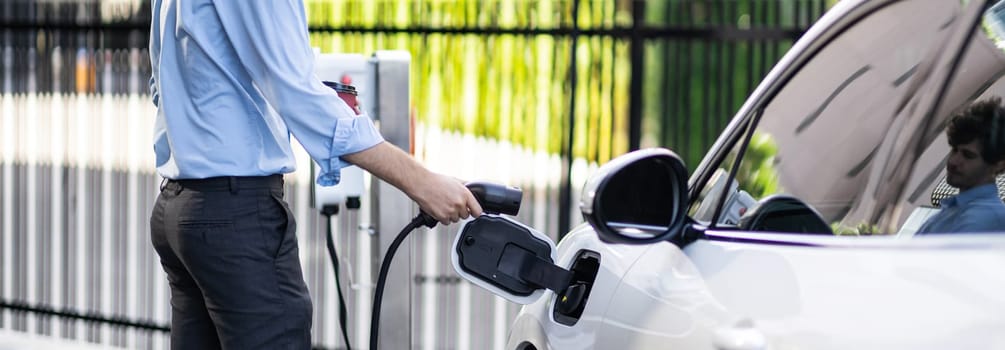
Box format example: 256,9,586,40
310,50,414,350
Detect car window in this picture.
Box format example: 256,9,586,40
690,0,1005,235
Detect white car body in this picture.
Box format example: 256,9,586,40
507,228,1005,350
455,0,1005,349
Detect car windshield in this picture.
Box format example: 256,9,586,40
691,0,1005,236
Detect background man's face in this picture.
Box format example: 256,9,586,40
946,140,1001,191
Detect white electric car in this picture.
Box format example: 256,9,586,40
454,0,1005,349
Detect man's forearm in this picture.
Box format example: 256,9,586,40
342,141,427,196
341,141,483,224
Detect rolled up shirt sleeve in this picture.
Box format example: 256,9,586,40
319,103,384,186
211,0,383,186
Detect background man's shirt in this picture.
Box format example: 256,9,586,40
916,183,1005,234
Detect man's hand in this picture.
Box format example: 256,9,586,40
342,142,483,224
410,173,484,225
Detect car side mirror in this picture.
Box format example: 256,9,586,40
581,148,690,244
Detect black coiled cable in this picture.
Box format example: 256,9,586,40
321,207,354,350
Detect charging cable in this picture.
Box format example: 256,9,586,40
369,213,433,350
321,204,354,350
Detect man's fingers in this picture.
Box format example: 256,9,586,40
465,189,484,217
418,176,487,225
434,208,463,225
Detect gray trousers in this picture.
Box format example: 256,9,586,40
150,175,313,349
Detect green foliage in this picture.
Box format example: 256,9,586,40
305,0,631,163
831,222,881,236
731,132,782,199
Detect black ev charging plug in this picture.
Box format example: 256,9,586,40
464,181,523,216
415,181,523,227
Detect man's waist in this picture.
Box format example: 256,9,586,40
163,174,284,192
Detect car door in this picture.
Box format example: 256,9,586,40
592,0,1005,349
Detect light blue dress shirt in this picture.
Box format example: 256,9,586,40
148,0,383,186
916,183,1005,234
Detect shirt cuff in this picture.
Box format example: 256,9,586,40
316,114,384,186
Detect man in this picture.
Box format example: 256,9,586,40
916,97,1005,234
147,1,482,349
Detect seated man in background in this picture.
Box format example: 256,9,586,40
917,97,1005,234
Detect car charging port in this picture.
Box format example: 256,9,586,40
553,250,600,326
